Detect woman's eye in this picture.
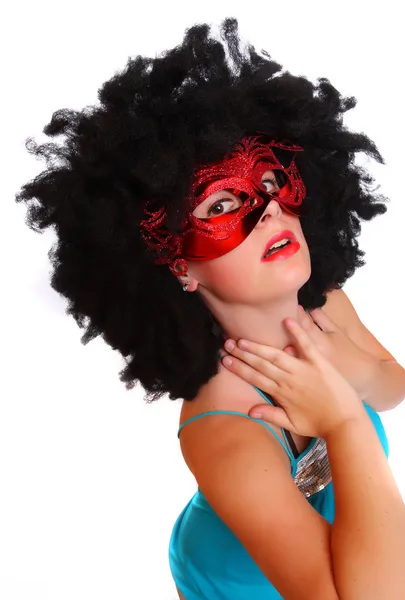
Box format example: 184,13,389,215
192,192,244,219
207,198,240,217
262,177,278,194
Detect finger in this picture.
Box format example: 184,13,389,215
283,318,322,363
298,305,328,345
309,307,337,333
298,305,323,336
297,305,313,331
222,356,281,394
248,404,299,434
222,349,287,384
224,339,298,374
221,354,281,391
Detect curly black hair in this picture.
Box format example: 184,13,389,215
16,18,388,403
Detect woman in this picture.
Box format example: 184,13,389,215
16,18,405,600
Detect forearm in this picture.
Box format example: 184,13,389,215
360,358,405,412
327,412,405,600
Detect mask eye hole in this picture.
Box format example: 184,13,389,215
192,189,243,219
260,169,288,193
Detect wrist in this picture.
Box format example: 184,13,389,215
324,405,369,443
354,352,379,402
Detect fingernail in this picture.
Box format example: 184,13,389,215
238,340,249,350
251,412,262,419
224,340,235,351
222,356,233,367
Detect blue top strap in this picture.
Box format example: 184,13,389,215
177,409,294,460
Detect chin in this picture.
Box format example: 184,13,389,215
278,257,311,288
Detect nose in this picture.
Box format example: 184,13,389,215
257,198,282,227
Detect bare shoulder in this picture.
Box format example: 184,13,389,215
179,364,291,474
179,363,313,469
179,363,249,430
180,361,278,422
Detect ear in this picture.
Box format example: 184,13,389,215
178,276,199,292
172,262,199,292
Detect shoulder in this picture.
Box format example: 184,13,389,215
179,363,261,427
179,365,290,474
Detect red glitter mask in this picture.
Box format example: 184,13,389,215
140,135,306,275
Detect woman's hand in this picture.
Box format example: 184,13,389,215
283,306,376,400
220,316,365,440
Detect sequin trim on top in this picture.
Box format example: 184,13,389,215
293,437,332,498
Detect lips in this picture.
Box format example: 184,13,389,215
262,229,297,259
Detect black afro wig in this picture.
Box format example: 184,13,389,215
16,18,388,402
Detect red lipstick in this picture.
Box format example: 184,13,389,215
261,229,300,262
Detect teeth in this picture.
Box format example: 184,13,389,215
263,237,292,259
269,237,290,250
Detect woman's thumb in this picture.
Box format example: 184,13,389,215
249,405,294,432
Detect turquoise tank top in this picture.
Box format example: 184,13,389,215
169,389,389,599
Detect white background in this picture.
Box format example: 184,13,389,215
2,1,404,598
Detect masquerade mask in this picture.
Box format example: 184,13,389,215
140,135,306,275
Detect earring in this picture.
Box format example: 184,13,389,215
182,282,190,292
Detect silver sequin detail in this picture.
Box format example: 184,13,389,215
293,438,332,498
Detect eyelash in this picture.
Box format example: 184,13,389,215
207,178,277,216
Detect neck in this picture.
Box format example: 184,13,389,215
204,293,300,350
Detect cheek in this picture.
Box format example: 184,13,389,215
200,258,247,289
192,246,255,294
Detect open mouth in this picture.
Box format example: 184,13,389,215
262,230,297,259
263,237,292,258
